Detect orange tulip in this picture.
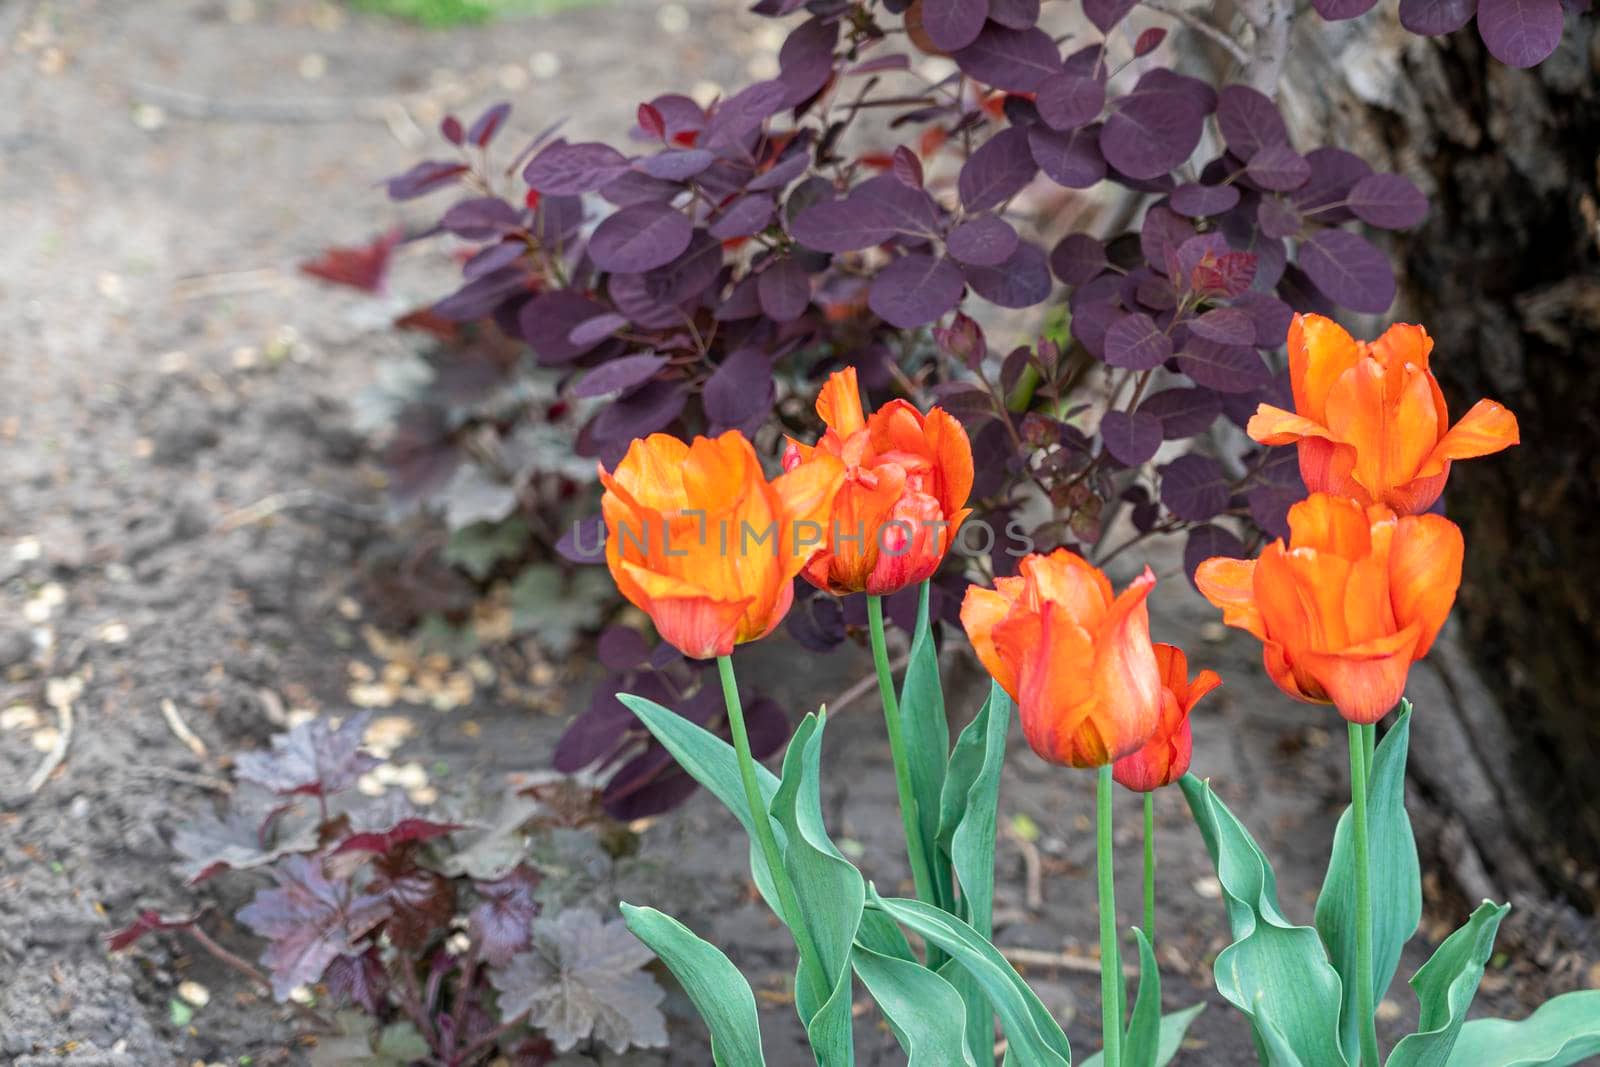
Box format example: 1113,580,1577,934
1195,492,1463,725
1112,644,1220,792
961,550,1162,768
600,431,844,660
782,367,974,596
1248,314,1519,514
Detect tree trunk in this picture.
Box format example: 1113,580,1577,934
1278,11,1600,921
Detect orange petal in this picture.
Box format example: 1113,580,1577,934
1324,357,1439,501
772,452,846,581
618,562,752,660
1382,470,1449,516
1429,399,1520,467
1287,493,1373,558
1388,513,1463,658
682,431,761,508
961,584,1022,701
817,463,908,593
921,405,976,518
1367,322,1434,375
1012,601,1097,765
1194,555,1265,640
1264,639,1328,705
1289,314,1362,426
607,433,691,511
1019,549,1113,623
1248,404,1332,446
866,488,946,595
1298,624,1422,725
1256,540,1350,651
1087,567,1163,765
1297,438,1368,504
816,367,866,437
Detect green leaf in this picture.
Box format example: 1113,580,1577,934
1079,1004,1207,1067
1441,989,1600,1066
869,893,1072,1067
618,693,784,916
1124,927,1162,1067
443,516,530,579
620,904,766,1067
1315,704,1422,1063
1386,899,1508,1067
937,681,1012,1067
853,945,976,1067
899,581,953,910
772,712,864,1066
1179,774,1348,1067
509,565,610,655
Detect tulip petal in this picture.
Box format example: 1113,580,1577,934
1297,437,1367,504
1264,639,1327,705
1388,513,1463,657
772,452,847,581
607,433,690,511
866,487,945,595
618,561,753,660
1367,321,1434,374
816,366,867,437
1248,404,1333,446
1298,624,1422,725
961,584,1022,700
1194,555,1266,640
682,431,760,508
1087,567,1162,765
1289,313,1363,426
1429,398,1520,467
1013,602,1099,766
1324,357,1439,503
1020,549,1113,622
1287,493,1373,559
921,405,976,518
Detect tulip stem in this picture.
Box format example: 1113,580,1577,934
1142,792,1156,944
866,594,939,911
1361,722,1375,786
1097,765,1124,1067
716,655,829,1009
1348,721,1381,1067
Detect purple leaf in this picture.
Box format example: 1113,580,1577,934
1036,73,1105,131
1294,147,1372,221
757,257,812,321
1246,144,1311,192
597,626,651,670
1029,124,1107,188
467,101,511,147
1312,0,1381,17
608,272,686,329
1135,26,1168,55
589,203,694,273
1083,0,1138,30
846,53,913,76
441,115,464,145
637,149,715,181
1160,454,1230,522
601,170,680,206
566,312,633,351
442,197,522,239
641,228,723,306
947,215,1020,266
1182,523,1247,585
705,80,789,146
172,804,320,884
703,346,775,432
524,141,632,195
1104,312,1174,370
237,856,390,1001
1248,485,1301,539
1216,85,1288,161
963,240,1052,308
1170,182,1241,217
1177,338,1271,392
952,25,1063,93
1050,233,1107,284
709,194,777,239
893,146,925,189
1071,297,1118,358
432,268,528,322
778,17,840,105
235,713,378,798
333,817,464,859
1233,291,1295,346
869,254,966,327
853,173,943,236
958,127,1039,211
470,868,541,967
1139,388,1222,438
557,515,606,564
571,353,668,398
1298,228,1396,313
582,381,688,462
385,160,469,200
1143,205,1199,274
922,0,990,51
1347,173,1429,230
1257,196,1303,239
791,197,893,252
990,0,1041,27
1100,410,1163,466
713,274,763,321
936,312,989,368
1399,0,1479,34
1189,306,1257,346
1100,70,1213,180
325,951,387,1014
749,148,812,192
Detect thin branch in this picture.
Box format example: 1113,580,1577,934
1140,0,1252,67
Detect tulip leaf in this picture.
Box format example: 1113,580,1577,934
1385,899,1509,1067
899,581,954,910
771,712,864,1065
619,904,767,1067
618,693,785,918
936,680,1012,1067
868,892,1072,1067
1124,927,1163,1067
1179,774,1349,1067
1315,704,1421,1064
1078,1003,1207,1067
853,944,976,1067
1440,990,1600,1066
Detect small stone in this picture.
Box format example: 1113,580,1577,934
529,51,560,80
298,53,326,80
177,980,211,1007
655,3,689,33
1200,621,1227,643
1376,998,1402,1022
1193,876,1222,900
1,705,40,730
132,102,167,131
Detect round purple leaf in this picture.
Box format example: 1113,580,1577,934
1176,338,1271,393
921,0,990,52
1138,388,1222,438
710,195,777,239
962,241,1052,308
1294,147,1372,221
1257,196,1303,239
589,203,694,273
1104,311,1174,370
1298,228,1396,313
637,149,716,181
1246,144,1312,192
1399,0,1479,34
952,25,1064,93
1161,454,1230,522
703,347,775,432
1232,291,1296,347
947,215,1021,266
1029,124,1107,189
1083,0,1137,31
571,353,669,398
1100,410,1163,466
521,291,613,364
958,127,1040,211
1247,485,1301,540
757,257,812,322
566,312,632,351
1347,173,1429,230
791,197,895,252
1050,233,1108,284
868,254,966,328
1189,306,1257,346
524,141,632,195
1312,0,1381,17
990,0,1041,26
1101,93,1204,180
1182,523,1247,586
1170,182,1241,218
1216,85,1288,162
1036,73,1106,131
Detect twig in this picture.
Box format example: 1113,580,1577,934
160,698,208,758
25,698,72,795
999,944,1138,977
1139,0,1252,67
183,923,336,1032
824,653,910,717
216,489,384,532
128,81,415,126
171,268,288,301
1005,825,1046,911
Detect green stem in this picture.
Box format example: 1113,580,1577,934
717,655,829,1007
866,594,939,908
1142,792,1156,944
1361,722,1375,788
1097,765,1124,1067
1348,722,1381,1067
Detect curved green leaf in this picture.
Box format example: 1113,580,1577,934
1441,990,1600,1066
1316,705,1422,1063
1079,1004,1207,1067
1179,774,1348,1067
1387,899,1508,1067
869,893,1072,1067
620,904,766,1067
899,582,953,909
853,944,976,1067
1125,927,1162,1067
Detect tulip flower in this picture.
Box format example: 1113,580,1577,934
1248,314,1519,514
1113,644,1220,793
599,431,844,660
782,367,974,596
1195,492,1463,724
961,550,1163,768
